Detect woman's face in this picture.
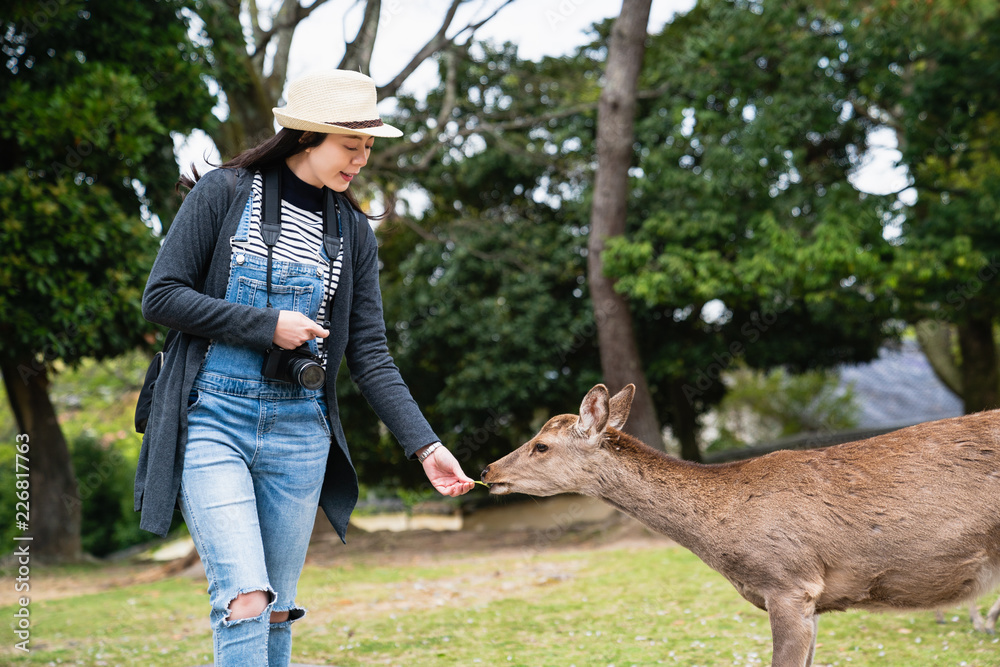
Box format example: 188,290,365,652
286,133,374,192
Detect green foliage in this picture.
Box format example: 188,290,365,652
853,2,1000,322
340,42,607,483
67,435,144,557
0,0,216,369
1,0,217,219
599,0,899,432
0,432,149,558
0,167,154,367
707,366,859,452
346,205,603,483
386,39,604,199
0,352,183,557
346,3,936,468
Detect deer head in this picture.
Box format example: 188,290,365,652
482,383,636,496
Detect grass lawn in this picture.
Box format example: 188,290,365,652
1,538,998,666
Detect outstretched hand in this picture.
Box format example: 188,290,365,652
420,445,475,496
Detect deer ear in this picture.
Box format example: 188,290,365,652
607,384,635,430
578,384,610,437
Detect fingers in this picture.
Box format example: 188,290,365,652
431,479,476,497
439,481,476,496
273,310,329,348
422,446,476,496
310,319,330,338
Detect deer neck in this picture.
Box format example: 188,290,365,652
592,430,728,554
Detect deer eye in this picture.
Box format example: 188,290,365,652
534,443,549,453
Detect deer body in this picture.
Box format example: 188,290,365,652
482,384,1000,667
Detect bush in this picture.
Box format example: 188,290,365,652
0,433,175,559
69,435,148,557
1,353,190,559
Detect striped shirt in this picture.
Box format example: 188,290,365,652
232,169,344,362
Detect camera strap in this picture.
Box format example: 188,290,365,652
261,166,343,326
320,188,343,328
262,167,282,308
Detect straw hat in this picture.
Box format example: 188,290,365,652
272,70,403,138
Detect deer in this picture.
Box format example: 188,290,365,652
978,596,1000,633
481,384,1000,667
936,595,1000,633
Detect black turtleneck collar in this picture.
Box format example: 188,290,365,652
281,162,323,213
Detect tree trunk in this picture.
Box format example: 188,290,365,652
668,379,701,462
340,0,381,72
198,0,491,161
586,0,663,450
201,0,276,159
957,315,1000,414
1,358,82,562
914,319,963,397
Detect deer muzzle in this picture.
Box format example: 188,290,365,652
480,465,511,494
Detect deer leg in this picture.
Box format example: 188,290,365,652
767,597,818,667
970,601,986,633
986,595,1000,634
803,615,819,667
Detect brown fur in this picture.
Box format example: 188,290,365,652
482,384,1000,667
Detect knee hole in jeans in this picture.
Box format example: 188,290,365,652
226,589,273,621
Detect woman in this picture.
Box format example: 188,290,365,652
134,69,475,666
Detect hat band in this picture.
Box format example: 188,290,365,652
325,119,384,129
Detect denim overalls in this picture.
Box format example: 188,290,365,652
179,196,336,666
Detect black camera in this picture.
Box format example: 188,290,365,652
261,344,326,390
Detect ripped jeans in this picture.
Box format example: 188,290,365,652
180,372,331,666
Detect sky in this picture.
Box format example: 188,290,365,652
175,0,907,198
294,0,696,84
176,0,697,171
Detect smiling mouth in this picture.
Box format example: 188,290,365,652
340,172,356,181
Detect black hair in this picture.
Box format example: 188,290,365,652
177,128,381,219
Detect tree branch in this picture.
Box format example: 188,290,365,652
252,0,335,57
265,0,300,98
451,0,517,46
415,49,460,170
379,0,463,100
248,0,265,49
375,99,599,173
340,0,380,72
393,215,531,272
377,0,518,100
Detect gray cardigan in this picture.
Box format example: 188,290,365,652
134,167,438,539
